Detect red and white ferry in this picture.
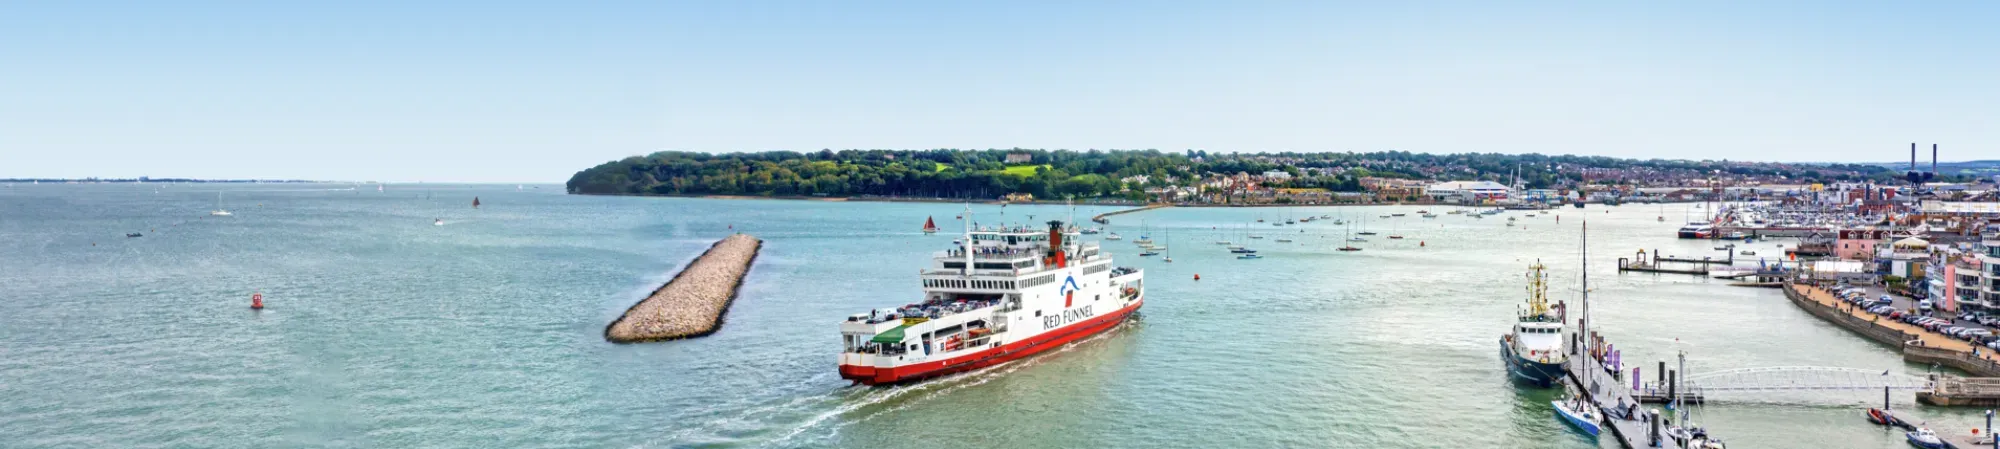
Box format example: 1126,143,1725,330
838,213,1145,385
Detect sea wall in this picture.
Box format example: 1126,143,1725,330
1090,204,1170,223
1782,284,1916,347
1784,284,2000,378
605,234,763,343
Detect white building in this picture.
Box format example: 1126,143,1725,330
1261,170,1292,181
1426,181,1511,202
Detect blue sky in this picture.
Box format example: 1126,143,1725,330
2,1,1995,182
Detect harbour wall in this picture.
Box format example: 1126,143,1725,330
605,234,763,343
1782,284,1917,348
1090,204,1170,223
1783,284,2000,377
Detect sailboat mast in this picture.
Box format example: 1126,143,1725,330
1580,221,1590,358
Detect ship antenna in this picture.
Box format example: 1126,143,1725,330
963,203,975,276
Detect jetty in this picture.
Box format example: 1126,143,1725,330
605,234,763,343
1091,204,1169,224
1783,283,2000,405
1617,248,1732,276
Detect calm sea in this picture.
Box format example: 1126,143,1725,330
0,183,1982,448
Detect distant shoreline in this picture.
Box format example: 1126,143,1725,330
572,191,1497,208
1,178,323,184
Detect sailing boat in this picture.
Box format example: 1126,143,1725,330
1356,215,1377,235
1338,225,1363,251
1388,219,1404,239
473,197,481,208
923,216,939,234
209,192,232,216
1163,229,1174,263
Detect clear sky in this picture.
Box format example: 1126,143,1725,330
3,1,1996,182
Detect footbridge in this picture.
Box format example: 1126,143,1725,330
1678,366,1936,393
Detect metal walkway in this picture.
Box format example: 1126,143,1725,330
1650,366,1935,397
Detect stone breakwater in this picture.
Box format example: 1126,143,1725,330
605,234,762,343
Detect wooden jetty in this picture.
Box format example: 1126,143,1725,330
604,234,763,343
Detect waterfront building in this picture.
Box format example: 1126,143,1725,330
1425,181,1510,203
1982,225,2000,311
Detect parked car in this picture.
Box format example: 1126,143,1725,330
1919,300,1934,311
1964,329,1992,339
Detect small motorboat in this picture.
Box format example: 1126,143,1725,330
1250,235,1264,239
1337,246,1362,252
1106,233,1123,240
1139,250,1159,257
1866,408,1894,426
1230,248,1257,254
1348,237,1367,242
1907,427,1945,449
433,218,444,226
1387,235,1404,239
1357,231,1377,236
126,232,143,238
1740,251,1756,256
1391,213,1406,217
1552,399,1602,437
1275,238,1293,243
1422,213,1438,218
1237,254,1263,260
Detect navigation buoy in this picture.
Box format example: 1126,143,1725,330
1194,274,1201,281
1420,241,1426,247
250,292,264,310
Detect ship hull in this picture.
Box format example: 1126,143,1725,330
844,299,1142,385
1501,338,1567,387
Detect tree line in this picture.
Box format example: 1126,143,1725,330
566,149,1914,199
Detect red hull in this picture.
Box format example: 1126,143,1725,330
842,299,1142,385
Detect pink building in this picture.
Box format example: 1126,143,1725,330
1834,229,1890,261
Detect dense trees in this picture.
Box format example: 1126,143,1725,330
566,149,1906,199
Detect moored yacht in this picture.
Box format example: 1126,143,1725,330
1677,223,1715,239
838,217,1145,385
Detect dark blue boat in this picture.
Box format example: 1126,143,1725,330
1503,336,1567,387
1503,261,1569,388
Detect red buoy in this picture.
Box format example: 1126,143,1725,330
1194,274,1201,281
251,292,264,310
1420,241,1426,247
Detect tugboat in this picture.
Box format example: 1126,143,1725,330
837,215,1145,385
1502,261,1568,387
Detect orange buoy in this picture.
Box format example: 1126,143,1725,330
250,292,264,310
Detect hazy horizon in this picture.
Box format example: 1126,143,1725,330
4,2,1995,182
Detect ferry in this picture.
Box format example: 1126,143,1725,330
838,218,1144,385
1677,223,1715,239
1501,262,1567,387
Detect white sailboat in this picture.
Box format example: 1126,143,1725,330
209,192,232,216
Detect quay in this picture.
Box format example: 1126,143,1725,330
1783,283,2000,405
605,234,763,343
1090,204,1169,224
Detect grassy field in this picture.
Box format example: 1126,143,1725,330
1002,164,1049,176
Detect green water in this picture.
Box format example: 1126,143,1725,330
0,184,1986,448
